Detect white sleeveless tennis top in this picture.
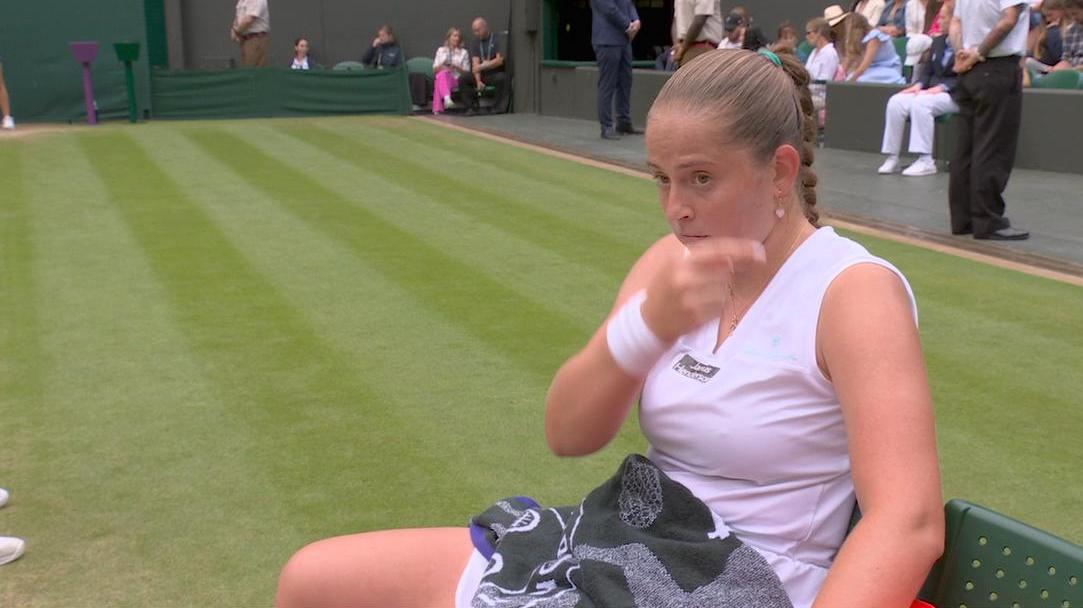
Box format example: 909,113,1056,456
640,226,917,608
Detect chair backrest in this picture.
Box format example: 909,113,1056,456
893,36,909,68
332,61,366,71
1036,69,1083,90
925,499,1083,608
406,56,434,80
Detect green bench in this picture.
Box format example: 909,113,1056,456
921,499,1083,607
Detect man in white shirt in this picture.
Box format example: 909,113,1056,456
231,0,271,67
673,0,723,66
947,0,1030,240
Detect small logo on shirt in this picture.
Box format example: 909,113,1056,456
673,354,719,383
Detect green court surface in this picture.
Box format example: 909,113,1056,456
1,116,1080,606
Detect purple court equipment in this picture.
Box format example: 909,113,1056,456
69,41,100,125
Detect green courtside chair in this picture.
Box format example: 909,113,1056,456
1035,69,1083,90
332,61,366,71
921,499,1083,608
406,56,434,81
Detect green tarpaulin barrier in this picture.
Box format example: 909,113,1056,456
150,66,411,119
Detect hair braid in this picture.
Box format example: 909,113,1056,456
776,50,821,226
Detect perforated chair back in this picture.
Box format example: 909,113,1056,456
1036,69,1083,90
926,500,1083,608
406,56,434,80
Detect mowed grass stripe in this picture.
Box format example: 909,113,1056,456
348,117,662,223
77,131,455,598
286,121,645,280
12,135,280,607
132,125,640,513
222,120,625,324
183,126,589,376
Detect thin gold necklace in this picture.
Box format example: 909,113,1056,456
725,226,805,335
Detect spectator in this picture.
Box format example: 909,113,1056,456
825,5,854,56
853,0,888,25
776,20,800,52
903,0,945,71
806,17,842,80
457,17,508,115
361,24,402,70
879,6,959,176
845,13,907,81
0,56,13,130
231,0,270,67
0,488,24,566
1024,0,1070,82
431,27,471,115
878,0,908,35
673,0,723,67
1050,0,1083,70
717,12,746,49
804,17,842,127
289,37,315,70
948,0,1030,240
590,0,641,140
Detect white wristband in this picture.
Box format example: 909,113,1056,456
606,290,668,377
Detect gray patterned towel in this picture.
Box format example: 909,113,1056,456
468,454,793,608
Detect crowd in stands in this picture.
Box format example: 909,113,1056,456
230,0,508,116
662,0,1081,177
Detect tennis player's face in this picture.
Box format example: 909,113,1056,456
646,110,778,248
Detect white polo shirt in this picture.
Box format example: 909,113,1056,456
955,0,1028,57
674,0,723,44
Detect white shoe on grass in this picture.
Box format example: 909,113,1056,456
0,537,25,565
0,488,9,508
877,156,900,174
1,116,13,130
902,157,938,176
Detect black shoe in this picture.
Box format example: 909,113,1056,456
601,129,622,140
616,124,642,134
974,227,1029,241
465,107,477,117
951,226,972,235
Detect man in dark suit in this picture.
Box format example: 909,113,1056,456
590,0,641,139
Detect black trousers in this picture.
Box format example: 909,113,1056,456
457,70,508,113
408,72,431,108
948,55,1023,236
594,44,634,132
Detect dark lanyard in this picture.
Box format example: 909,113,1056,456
480,37,493,62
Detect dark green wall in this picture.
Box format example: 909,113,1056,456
0,1,151,122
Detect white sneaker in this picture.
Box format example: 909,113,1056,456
0,488,8,508
877,156,900,174
1,116,14,130
0,537,25,566
902,157,938,176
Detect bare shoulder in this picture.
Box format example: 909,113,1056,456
817,261,918,379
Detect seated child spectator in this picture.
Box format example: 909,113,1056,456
361,24,402,69
845,13,906,82
717,11,747,49
805,17,842,124
878,5,957,176
776,21,800,53
431,27,471,114
289,37,316,70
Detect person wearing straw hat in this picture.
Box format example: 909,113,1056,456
824,5,854,55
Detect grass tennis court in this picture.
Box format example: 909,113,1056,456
1,116,1081,607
